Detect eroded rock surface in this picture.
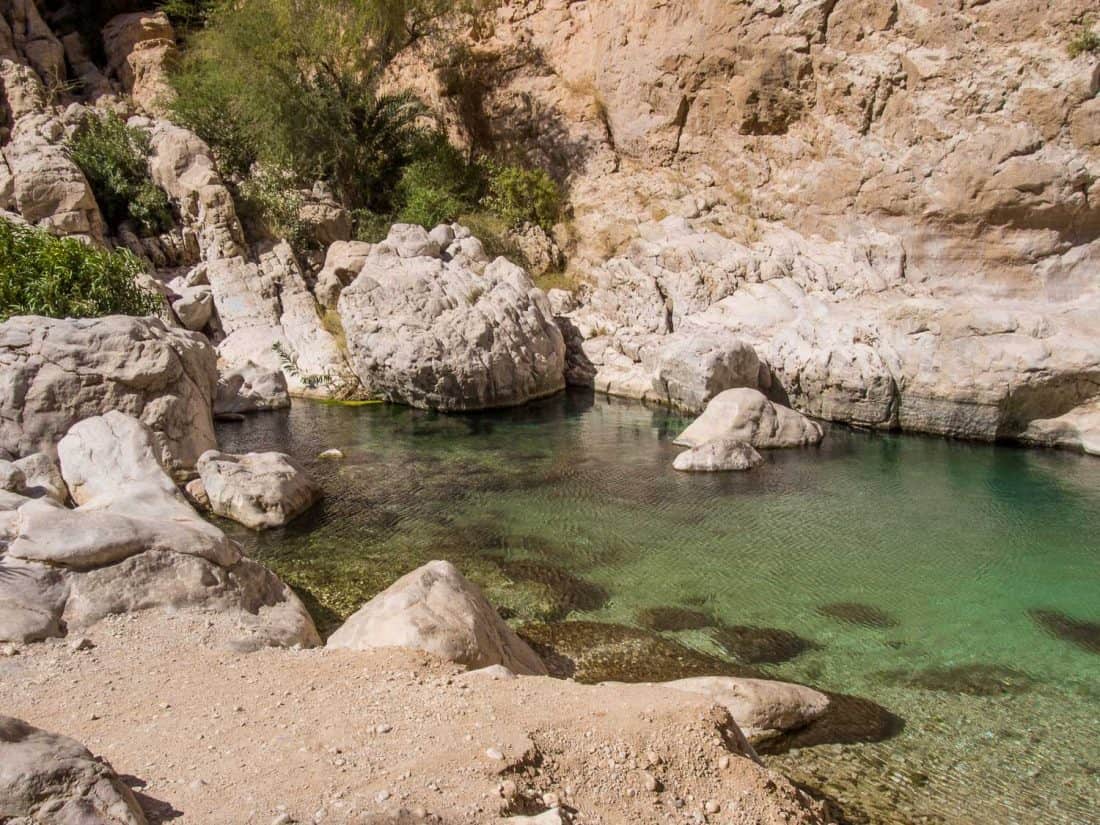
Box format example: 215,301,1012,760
327,560,549,675
673,439,763,472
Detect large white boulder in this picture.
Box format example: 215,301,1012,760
214,361,291,415
674,388,824,449
0,716,147,824
336,224,566,410
0,315,218,474
673,439,763,472
327,560,548,675
195,450,321,530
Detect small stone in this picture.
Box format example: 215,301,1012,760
485,747,504,761
642,771,659,792
376,723,393,734
319,449,344,460
271,814,294,825
542,792,560,807
498,780,518,799
376,790,391,803
704,800,721,814
718,755,730,770
70,637,95,652
0,643,19,657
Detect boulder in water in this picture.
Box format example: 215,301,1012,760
675,389,823,449
673,439,763,471
196,450,321,530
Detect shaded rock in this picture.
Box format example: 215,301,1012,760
337,224,566,411
636,606,716,632
11,452,66,502
675,389,823,450
315,240,372,309
1029,608,1100,655
0,715,147,824
817,602,898,629
0,315,217,474
657,676,830,744
327,560,548,675
673,439,763,472
517,620,758,683
876,663,1035,696
712,625,818,665
169,283,214,331
196,450,321,530
214,362,291,416
654,328,762,413
754,692,905,754
0,460,25,492
102,11,176,116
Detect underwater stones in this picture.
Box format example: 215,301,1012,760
712,625,818,665
673,439,763,472
517,620,757,684
659,676,830,744
754,692,904,754
674,389,823,450
497,560,610,620
0,715,147,824
817,602,899,629
196,450,322,530
876,663,1035,696
636,606,716,632
1029,609,1100,655
326,560,548,675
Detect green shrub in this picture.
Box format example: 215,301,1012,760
485,163,561,231
157,0,218,29
396,135,480,228
0,219,161,321
1068,24,1100,58
67,112,172,235
236,165,309,248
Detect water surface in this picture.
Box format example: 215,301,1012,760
216,391,1100,824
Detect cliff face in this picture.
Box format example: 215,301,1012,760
392,0,1100,451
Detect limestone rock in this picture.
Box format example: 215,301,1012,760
675,389,824,450
0,715,147,824
673,439,763,472
11,452,66,502
196,450,321,530
0,460,25,492
214,362,291,415
653,328,762,413
102,12,177,116
0,316,218,474
337,224,566,410
659,676,830,744
327,560,548,675
169,283,214,331
315,240,372,309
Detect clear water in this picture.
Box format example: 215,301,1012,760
216,391,1100,825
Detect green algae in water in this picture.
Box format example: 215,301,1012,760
216,392,1100,824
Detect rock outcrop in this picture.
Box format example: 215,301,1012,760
675,389,824,450
214,361,291,416
0,412,319,650
0,315,218,474
0,715,147,825
195,449,321,529
337,224,566,410
327,560,549,675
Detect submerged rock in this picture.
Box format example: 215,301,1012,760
673,439,763,472
674,389,823,450
196,450,321,530
518,620,759,683
636,606,716,632
876,663,1035,696
712,625,818,665
337,224,566,411
0,715,147,824
327,560,548,675
496,559,611,620
817,602,899,629
1029,609,1100,655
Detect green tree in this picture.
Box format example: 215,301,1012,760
0,219,161,321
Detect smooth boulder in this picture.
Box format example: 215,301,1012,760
337,224,566,411
214,361,291,416
0,716,147,824
0,315,217,474
673,439,763,472
327,560,548,675
675,388,824,449
196,450,321,529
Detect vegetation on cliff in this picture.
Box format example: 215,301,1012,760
0,219,161,321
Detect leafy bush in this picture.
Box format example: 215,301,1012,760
67,112,172,235
1068,24,1100,57
236,165,309,249
157,0,218,29
396,135,480,228
0,219,161,321
485,163,561,231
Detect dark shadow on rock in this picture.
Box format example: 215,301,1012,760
517,620,763,683
874,663,1035,696
817,602,899,629
711,624,820,665
120,775,183,824
755,692,905,755
1029,608,1100,655
497,560,610,620
636,605,716,632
